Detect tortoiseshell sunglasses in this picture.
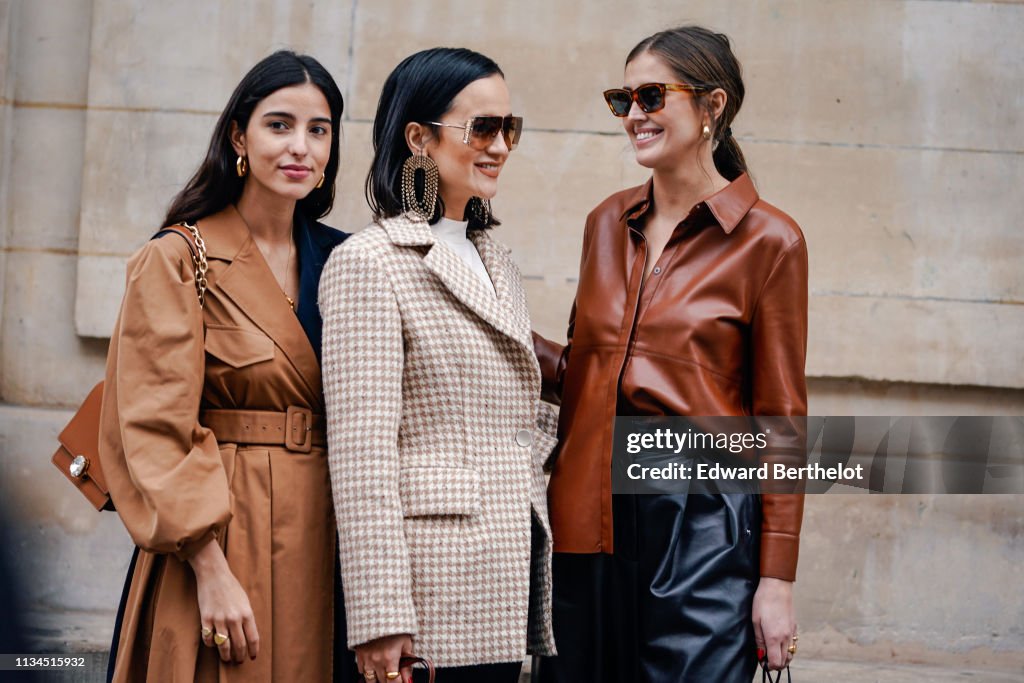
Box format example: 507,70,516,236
603,83,707,117
429,115,524,150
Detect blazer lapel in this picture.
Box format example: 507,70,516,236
470,230,534,350
380,213,532,352
200,206,323,406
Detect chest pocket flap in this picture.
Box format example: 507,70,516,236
205,325,276,368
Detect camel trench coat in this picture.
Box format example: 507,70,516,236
100,205,346,682
319,213,558,668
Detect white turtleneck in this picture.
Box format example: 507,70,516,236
432,216,496,297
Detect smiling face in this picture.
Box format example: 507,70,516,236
420,74,512,218
231,82,333,204
622,50,708,172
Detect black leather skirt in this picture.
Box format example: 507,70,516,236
535,493,761,683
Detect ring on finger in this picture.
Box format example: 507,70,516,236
363,671,376,681
788,644,797,654
213,632,229,646
201,626,212,638
386,673,400,681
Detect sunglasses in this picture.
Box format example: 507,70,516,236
429,115,524,150
602,83,707,117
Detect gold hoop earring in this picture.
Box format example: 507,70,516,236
702,124,712,141
468,196,491,224
236,155,248,177
316,173,325,189
401,152,439,220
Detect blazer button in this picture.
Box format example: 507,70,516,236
515,429,534,448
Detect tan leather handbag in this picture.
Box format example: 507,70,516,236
51,223,207,511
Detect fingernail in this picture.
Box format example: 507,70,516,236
757,647,765,660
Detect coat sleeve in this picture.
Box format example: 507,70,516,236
99,236,230,560
319,242,418,648
750,237,809,582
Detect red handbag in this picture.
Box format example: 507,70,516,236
399,657,435,682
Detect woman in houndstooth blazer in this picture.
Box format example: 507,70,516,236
318,48,556,683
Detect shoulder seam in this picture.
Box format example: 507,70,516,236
750,238,806,319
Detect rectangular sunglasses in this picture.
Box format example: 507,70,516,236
602,82,706,117
429,115,524,150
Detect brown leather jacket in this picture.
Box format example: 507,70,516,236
534,172,808,581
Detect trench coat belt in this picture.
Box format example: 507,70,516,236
199,407,326,454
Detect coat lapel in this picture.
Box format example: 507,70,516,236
470,230,534,350
199,206,323,406
380,213,533,352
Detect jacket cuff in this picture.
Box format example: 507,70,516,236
759,531,799,581
173,528,219,562
345,609,418,651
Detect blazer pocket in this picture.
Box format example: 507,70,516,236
400,466,481,517
205,325,275,369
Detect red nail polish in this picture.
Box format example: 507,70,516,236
757,647,766,660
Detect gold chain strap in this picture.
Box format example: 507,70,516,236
179,222,208,308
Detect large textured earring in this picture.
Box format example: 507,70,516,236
316,173,325,189
702,124,712,140
468,196,491,224
236,155,248,177
401,152,439,219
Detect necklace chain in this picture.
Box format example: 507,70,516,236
283,237,295,311
235,209,296,312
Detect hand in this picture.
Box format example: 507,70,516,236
189,538,260,664
356,633,414,682
752,576,797,671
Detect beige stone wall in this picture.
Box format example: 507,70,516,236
0,0,13,365
1,0,1022,671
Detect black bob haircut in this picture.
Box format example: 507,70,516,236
164,50,344,228
365,47,504,231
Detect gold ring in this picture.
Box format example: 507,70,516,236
363,672,376,680
792,634,799,642
213,632,229,646
386,673,400,680
788,644,797,654
201,627,212,638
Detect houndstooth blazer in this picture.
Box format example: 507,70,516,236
319,212,558,667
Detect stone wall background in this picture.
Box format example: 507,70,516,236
0,0,1021,673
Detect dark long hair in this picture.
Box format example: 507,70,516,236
627,26,747,180
163,50,344,227
366,47,503,230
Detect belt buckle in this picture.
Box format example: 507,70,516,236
285,406,313,453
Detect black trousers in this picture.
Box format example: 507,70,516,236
412,661,521,682
342,660,521,683
536,494,762,683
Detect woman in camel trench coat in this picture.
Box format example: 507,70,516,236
99,51,349,682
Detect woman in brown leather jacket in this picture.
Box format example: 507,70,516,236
534,26,807,682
